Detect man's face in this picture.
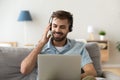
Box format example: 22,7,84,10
51,18,70,42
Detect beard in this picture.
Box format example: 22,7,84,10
52,32,67,42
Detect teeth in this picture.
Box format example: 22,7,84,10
55,34,61,37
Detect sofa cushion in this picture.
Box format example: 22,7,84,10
85,42,102,77
0,42,103,79
102,71,120,80
0,47,37,80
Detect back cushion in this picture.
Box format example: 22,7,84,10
0,47,37,80
85,42,102,77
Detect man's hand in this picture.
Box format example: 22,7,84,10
38,24,51,45
81,63,97,79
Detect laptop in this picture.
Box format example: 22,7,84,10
37,54,81,80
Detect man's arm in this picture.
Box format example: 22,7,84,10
20,25,51,75
81,63,97,79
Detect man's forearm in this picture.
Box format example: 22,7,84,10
20,41,45,75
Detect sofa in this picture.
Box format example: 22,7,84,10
0,42,120,80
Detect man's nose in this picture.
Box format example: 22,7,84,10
55,27,61,32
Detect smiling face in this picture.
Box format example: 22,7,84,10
51,17,70,42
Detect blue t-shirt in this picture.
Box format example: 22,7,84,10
40,38,92,67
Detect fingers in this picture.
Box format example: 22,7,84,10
44,24,51,36
41,24,51,42
47,33,51,39
38,24,51,45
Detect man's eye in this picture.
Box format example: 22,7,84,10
60,26,66,29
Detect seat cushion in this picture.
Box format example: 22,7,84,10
0,47,37,80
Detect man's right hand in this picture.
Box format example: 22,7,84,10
38,24,51,45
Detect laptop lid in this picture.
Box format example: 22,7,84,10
37,54,81,80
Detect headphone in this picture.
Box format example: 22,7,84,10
48,16,73,32
48,17,52,30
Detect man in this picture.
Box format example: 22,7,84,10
20,10,97,80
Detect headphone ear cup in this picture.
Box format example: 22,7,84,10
49,23,52,30
69,24,72,32
49,16,52,30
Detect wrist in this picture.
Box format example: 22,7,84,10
38,41,45,46
33,41,46,54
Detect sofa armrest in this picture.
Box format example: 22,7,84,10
102,71,120,80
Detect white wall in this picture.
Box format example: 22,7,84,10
0,0,120,65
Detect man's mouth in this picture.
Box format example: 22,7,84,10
54,32,63,37
54,33,62,37
52,32,66,41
